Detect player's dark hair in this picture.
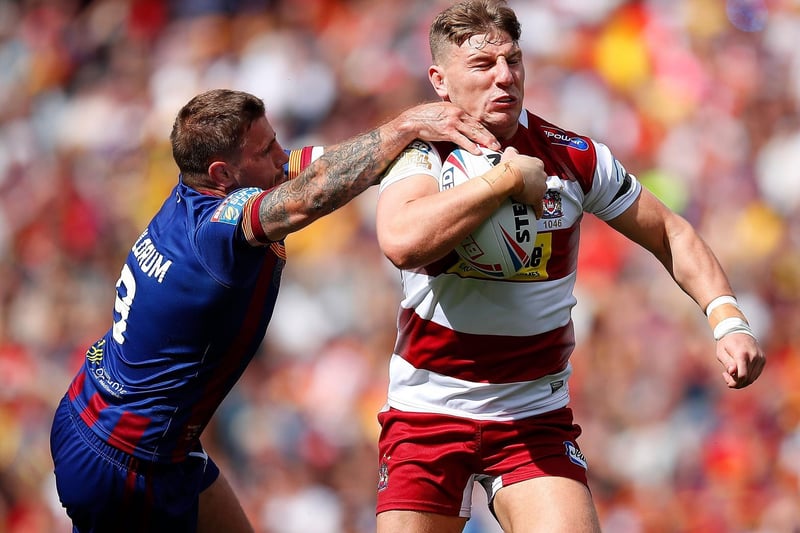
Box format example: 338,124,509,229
429,0,521,64
170,89,266,179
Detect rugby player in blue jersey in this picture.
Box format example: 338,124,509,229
49,88,503,533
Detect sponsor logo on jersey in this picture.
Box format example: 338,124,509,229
389,141,434,174
86,339,105,364
564,441,588,469
211,187,261,225
377,455,390,491
542,127,589,151
92,366,127,398
88,339,127,399
542,190,563,219
550,379,564,393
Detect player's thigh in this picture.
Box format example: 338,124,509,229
198,471,254,533
377,510,467,533
492,476,600,533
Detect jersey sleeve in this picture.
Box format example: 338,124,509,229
284,146,324,179
238,147,325,246
582,141,642,220
379,140,443,193
195,187,272,284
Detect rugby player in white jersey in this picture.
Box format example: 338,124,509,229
374,1,766,532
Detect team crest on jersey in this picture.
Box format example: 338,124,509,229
542,190,563,219
564,441,588,469
377,455,390,491
211,187,260,225
541,127,589,151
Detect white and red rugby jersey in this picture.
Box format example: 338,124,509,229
378,110,642,421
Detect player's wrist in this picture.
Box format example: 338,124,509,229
713,317,756,341
705,295,755,340
480,162,523,199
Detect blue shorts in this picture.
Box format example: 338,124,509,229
50,395,220,533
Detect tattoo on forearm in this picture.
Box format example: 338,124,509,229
259,129,389,231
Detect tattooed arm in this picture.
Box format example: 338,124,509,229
258,102,500,242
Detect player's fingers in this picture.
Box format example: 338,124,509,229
449,132,483,156
722,359,751,389
716,344,736,372
744,352,766,385
532,200,544,220
754,353,766,377
729,367,749,389
722,347,765,389
716,344,740,388
453,111,500,151
461,122,500,152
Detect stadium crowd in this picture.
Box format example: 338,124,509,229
0,0,798,531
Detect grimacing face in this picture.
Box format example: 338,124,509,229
429,31,525,141
230,116,289,191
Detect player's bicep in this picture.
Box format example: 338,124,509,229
606,187,676,260
376,174,441,253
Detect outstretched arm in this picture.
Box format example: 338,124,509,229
607,188,766,389
260,102,500,241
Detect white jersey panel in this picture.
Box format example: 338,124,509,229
386,355,572,421
400,269,577,336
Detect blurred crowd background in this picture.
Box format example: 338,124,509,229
0,0,799,531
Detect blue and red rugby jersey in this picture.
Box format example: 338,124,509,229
66,148,318,463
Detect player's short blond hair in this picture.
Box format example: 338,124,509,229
429,0,521,64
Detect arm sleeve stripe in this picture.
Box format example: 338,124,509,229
609,173,633,204
285,146,323,179
241,191,270,245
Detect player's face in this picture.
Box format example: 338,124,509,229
230,116,289,190
430,32,524,141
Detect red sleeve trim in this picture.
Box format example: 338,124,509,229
242,191,269,245
286,146,319,179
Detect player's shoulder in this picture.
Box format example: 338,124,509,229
380,140,450,192
520,110,599,189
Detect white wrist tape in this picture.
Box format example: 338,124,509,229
705,295,739,317
713,317,755,341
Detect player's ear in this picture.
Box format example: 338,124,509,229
429,65,448,99
208,161,234,187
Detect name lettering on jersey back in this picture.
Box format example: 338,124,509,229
132,230,172,283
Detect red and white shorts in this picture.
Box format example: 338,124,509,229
375,407,588,518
